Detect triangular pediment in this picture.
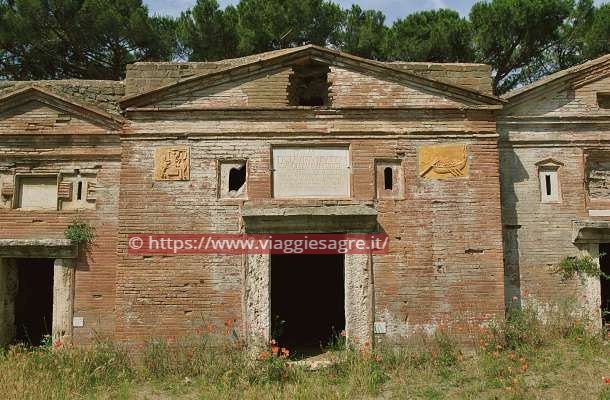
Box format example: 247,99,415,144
120,46,504,110
503,54,610,116
535,158,564,168
0,86,123,132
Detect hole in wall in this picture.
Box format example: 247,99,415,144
228,165,246,192
598,93,610,109
288,61,331,107
384,167,393,190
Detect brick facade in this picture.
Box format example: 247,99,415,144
0,45,606,347
498,54,610,323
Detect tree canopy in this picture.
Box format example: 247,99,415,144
387,9,474,63
1,0,609,94
0,0,175,79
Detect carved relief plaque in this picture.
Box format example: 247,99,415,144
418,144,469,179
155,147,190,181
273,147,350,198
586,152,610,199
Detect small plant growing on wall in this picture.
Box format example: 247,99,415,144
553,254,609,283
64,220,95,246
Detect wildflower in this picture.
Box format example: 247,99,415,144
520,363,528,372
258,351,269,361
280,347,290,357
270,339,276,345
271,344,279,356
52,338,61,349
604,376,610,385
340,330,347,337
512,296,518,302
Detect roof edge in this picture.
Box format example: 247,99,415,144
0,85,125,126
120,45,504,109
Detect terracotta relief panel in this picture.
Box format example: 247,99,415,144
154,147,190,181
418,144,469,179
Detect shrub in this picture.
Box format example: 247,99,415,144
553,254,609,283
64,220,95,245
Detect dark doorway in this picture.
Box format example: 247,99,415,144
14,259,54,345
271,254,345,358
600,244,610,325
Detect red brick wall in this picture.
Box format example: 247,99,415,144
0,137,121,344
116,117,505,341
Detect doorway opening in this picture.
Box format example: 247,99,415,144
14,259,54,345
600,244,610,325
271,254,345,358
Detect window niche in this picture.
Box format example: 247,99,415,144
376,159,403,199
219,160,247,199
58,169,97,210
597,92,610,109
536,159,563,203
288,61,331,107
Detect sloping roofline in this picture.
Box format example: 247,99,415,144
120,45,504,109
503,54,610,104
0,85,124,128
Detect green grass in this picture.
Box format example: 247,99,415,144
1,305,609,399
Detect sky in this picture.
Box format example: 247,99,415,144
144,0,608,23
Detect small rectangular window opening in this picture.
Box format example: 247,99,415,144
598,93,610,109
384,167,393,190
229,165,246,192
539,168,560,203
77,181,83,200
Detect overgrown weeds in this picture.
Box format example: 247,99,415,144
0,300,609,399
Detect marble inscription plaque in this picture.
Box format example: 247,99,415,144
273,147,350,198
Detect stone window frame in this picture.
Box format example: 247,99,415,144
269,143,353,200
535,159,563,204
57,169,98,211
217,159,248,200
375,158,404,200
12,173,60,210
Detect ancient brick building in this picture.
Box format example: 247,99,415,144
498,54,610,325
0,46,607,352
